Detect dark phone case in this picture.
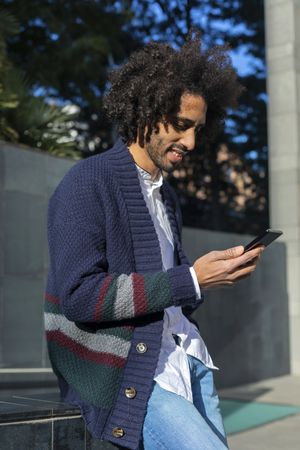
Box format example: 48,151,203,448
244,229,283,252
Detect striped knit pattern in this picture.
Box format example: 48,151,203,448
45,138,201,449
45,296,133,408
94,271,174,321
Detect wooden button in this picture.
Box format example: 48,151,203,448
112,427,125,438
125,387,137,399
136,342,147,353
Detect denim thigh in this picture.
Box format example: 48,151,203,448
140,359,228,450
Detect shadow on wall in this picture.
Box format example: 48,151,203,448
183,227,289,389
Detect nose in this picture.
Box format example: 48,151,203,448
179,129,196,151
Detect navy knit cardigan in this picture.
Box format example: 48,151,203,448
45,139,202,449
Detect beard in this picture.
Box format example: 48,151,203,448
145,135,187,174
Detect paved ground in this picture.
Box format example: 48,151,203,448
219,375,300,450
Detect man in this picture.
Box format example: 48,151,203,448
45,34,263,450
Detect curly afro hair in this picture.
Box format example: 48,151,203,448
104,33,243,147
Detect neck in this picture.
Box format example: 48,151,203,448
128,142,160,181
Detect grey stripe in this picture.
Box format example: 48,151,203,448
45,313,130,358
113,274,135,320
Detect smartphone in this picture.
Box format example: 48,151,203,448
243,229,283,252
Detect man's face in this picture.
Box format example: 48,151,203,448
144,93,207,174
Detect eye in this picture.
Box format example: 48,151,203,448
172,120,189,132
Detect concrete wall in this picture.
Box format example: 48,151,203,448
265,0,300,374
0,142,290,388
0,142,75,384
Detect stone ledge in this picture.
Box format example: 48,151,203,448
0,391,117,450
0,391,80,423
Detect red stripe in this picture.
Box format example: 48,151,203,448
132,273,148,315
45,293,60,305
46,330,126,368
94,275,113,321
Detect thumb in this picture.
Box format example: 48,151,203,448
221,246,244,260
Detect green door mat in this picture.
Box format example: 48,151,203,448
220,399,300,435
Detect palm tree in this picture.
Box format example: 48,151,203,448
0,8,80,158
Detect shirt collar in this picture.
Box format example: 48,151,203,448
135,164,163,189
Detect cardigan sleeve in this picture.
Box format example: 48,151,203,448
47,219,200,323
46,160,201,323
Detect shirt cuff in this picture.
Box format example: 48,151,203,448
189,266,201,300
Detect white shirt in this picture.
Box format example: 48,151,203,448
136,165,218,403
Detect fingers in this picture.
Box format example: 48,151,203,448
223,246,245,259
229,254,262,281
229,263,256,281
243,244,265,254
241,255,260,267
208,244,264,263
229,246,264,272
211,246,244,261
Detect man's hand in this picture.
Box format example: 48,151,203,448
192,245,264,290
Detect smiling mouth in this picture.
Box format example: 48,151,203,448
172,150,183,159
167,147,186,162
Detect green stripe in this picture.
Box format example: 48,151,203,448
96,325,133,341
49,342,122,409
144,272,171,313
45,302,61,314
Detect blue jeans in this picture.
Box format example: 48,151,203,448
139,355,228,450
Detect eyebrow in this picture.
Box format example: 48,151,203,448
175,117,205,127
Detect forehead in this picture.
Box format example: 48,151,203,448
178,93,207,121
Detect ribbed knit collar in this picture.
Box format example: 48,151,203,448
106,138,188,273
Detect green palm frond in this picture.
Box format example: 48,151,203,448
0,8,80,158
11,96,80,155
